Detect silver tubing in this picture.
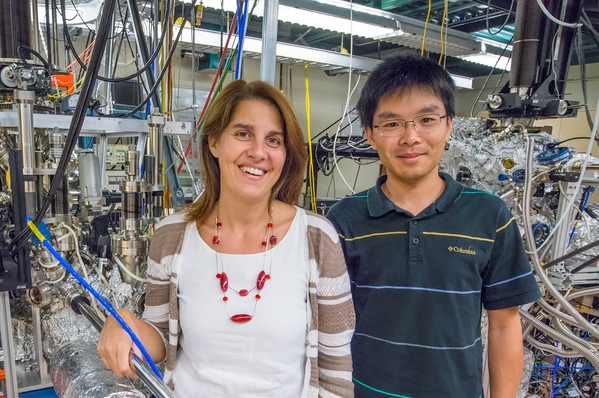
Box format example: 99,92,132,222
76,301,175,398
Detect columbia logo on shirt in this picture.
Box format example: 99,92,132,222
448,246,476,255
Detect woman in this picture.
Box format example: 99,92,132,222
98,80,355,397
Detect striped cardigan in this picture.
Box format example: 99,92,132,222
141,209,355,397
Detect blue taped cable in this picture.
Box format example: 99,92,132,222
26,217,163,379
234,0,249,80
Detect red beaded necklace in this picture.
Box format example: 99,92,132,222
213,210,277,323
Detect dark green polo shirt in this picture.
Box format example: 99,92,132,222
327,173,541,398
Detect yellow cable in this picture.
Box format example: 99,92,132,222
421,0,432,56
304,63,317,213
27,220,47,243
438,0,448,65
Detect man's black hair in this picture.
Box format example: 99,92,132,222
357,56,455,129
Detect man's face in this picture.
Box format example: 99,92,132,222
364,88,452,186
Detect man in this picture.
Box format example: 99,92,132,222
327,56,541,398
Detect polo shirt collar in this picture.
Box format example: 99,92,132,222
367,172,463,217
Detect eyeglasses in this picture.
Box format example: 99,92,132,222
373,114,448,136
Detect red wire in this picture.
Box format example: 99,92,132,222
177,13,238,175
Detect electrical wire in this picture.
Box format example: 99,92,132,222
535,0,582,28
113,255,148,283
438,0,447,65
176,135,199,196
304,63,317,212
61,223,103,318
61,0,172,84
331,0,358,196
575,24,595,132
469,37,513,117
26,218,163,379
234,0,249,79
486,0,515,35
421,0,432,56
17,45,50,70
116,0,198,118
341,74,362,151
550,29,562,100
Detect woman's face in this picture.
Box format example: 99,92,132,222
209,100,287,205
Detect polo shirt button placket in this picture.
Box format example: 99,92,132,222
412,237,419,244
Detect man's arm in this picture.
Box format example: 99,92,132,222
487,306,524,398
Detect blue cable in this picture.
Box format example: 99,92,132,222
552,377,569,397
234,1,242,79
26,217,163,379
568,187,594,245
551,355,560,396
234,0,249,79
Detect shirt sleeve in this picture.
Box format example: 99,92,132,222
141,223,176,351
307,212,355,397
481,201,541,310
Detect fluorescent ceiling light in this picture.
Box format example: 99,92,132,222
277,7,395,37
457,53,511,71
451,74,473,90
314,0,402,19
182,0,396,38
473,37,513,53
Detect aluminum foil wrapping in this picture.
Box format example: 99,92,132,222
441,117,555,195
568,203,599,256
40,266,145,397
49,339,145,398
517,348,535,398
41,306,101,359
10,295,35,362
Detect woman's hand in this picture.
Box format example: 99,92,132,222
98,309,142,379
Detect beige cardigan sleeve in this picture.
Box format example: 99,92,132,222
305,210,355,398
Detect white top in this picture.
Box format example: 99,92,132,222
173,208,308,398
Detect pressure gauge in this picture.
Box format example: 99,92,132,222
68,93,80,109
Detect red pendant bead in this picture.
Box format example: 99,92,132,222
220,272,228,292
257,270,267,290
231,314,252,322
214,210,275,323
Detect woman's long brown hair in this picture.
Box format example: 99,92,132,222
184,79,307,223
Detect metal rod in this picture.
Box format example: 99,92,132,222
15,89,37,215
0,292,19,398
147,114,165,187
31,307,49,379
260,0,279,85
76,301,176,398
